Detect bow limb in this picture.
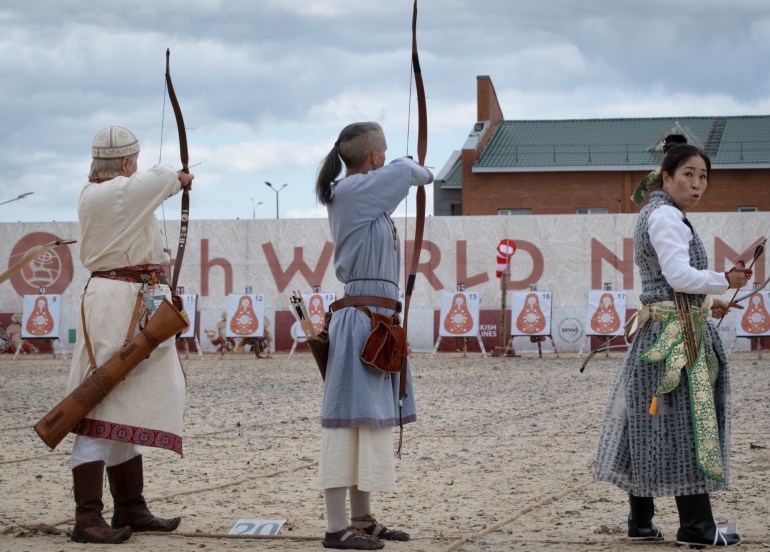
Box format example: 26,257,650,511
165,48,191,294
411,0,427,168
407,0,428,310
400,0,427,391
730,274,770,305
578,336,614,373
165,49,189,173
398,0,427,457
0,239,76,284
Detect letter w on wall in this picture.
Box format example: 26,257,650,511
262,242,334,292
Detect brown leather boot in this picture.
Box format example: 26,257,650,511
107,455,180,532
71,460,132,544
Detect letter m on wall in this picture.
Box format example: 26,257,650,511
591,238,634,289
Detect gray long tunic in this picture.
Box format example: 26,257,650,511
321,157,431,428
594,191,732,496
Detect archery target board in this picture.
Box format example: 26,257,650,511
438,291,480,337
735,291,770,337
289,292,335,336
178,294,198,339
585,290,627,337
21,294,62,339
510,291,552,336
225,293,265,338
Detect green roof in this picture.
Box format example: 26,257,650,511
437,152,462,188
474,115,770,170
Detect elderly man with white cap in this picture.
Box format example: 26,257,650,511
63,126,194,544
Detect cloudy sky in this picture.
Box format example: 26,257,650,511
1,0,768,223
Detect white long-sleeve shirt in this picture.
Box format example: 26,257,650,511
648,205,729,295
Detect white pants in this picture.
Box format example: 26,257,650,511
71,435,141,468
319,426,396,492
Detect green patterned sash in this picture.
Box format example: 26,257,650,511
641,304,723,482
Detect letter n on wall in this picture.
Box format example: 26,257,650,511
591,238,634,289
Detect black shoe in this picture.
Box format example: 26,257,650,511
676,527,741,548
628,494,664,541
322,527,384,550
675,494,741,548
353,513,410,541
629,522,664,541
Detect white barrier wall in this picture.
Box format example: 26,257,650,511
1,212,766,353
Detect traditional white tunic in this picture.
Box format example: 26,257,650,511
66,165,186,455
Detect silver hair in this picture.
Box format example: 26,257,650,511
88,153,138,181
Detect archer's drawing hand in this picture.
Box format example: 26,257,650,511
725,261,752,289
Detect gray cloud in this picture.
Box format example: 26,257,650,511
1,0,768,222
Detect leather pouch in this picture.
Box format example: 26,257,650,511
360,311,407,373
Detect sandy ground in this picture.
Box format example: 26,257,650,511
1,349,769,552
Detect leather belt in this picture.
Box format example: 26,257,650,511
91,269,168,285
329,295,401,313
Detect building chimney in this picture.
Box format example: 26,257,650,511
477,75,504,127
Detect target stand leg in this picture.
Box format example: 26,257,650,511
477,335,487,358
431,336,442,357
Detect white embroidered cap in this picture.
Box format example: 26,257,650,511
91,126,140,159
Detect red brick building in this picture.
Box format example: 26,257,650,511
434,76,770,216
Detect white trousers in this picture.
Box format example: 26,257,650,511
319,426,396,492
71,435,141,468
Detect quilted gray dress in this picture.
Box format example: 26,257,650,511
594,191,731,496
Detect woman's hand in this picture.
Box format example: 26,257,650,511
724,261,752,289
711,296,744,319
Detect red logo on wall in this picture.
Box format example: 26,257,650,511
9,232,74,296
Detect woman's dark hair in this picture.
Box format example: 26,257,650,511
652,142,711,190
662,133,687,153
315,122,384,206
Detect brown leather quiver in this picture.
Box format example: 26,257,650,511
307,327,330,381
34,299,187,450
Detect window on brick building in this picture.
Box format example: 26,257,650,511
738,206,757,212
498,208,532,215
576,208,609,214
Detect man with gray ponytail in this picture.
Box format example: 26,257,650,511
315,122,432,550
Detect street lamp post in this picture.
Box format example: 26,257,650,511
0,192,34,206
264,181,288,219
251,198,263,219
